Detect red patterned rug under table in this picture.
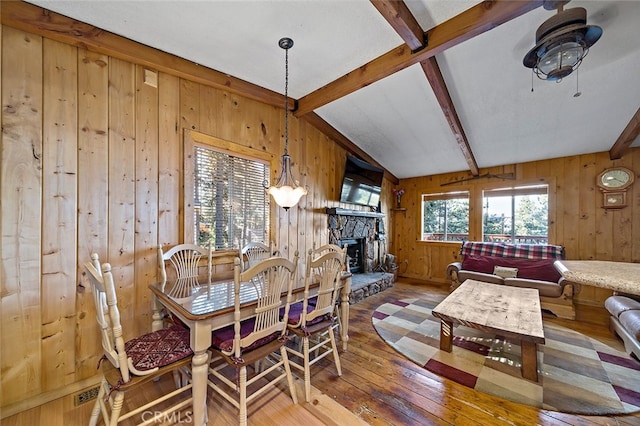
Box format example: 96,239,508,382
372,297,640,415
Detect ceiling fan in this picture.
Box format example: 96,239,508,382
523,0,603,82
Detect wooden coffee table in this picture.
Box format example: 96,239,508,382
432,279,545,381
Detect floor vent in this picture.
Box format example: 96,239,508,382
74,386,100,406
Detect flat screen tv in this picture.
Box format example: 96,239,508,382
339,156,384,208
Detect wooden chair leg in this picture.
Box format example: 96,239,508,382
280,345,298,404
89,379,106,426
328,326,342,376
303,336,312,403
239,366,248,426
109,391,125,426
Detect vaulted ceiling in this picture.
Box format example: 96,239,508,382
19,0,640,180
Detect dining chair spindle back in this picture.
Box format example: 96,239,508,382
208,253,299,426
285,248,345,402
84,253,194,426
158,243,213,298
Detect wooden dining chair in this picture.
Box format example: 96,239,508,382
84,253,194,426
309,243,348,333
158,243,213,298
207,253,299,426
310,243,347,261
240,241,274,271
284,249,345,402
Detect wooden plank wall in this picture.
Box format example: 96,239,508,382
0,23,393,409
389,149,640,319
2,1,637,412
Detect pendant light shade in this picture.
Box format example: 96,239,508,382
266,153,307,209
265,37,307,210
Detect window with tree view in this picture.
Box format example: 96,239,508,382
422,191,469,242
482,185,548,244
193,145,270,250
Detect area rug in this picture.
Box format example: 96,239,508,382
372,297,640,415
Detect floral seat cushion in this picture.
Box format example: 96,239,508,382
124,324,193,372
211,317,280,354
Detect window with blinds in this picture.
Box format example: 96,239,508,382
193,146,270,250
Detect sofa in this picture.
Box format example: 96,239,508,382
605,293,640,360
446,241,579,319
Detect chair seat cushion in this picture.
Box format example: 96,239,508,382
124,325,193,371
282,302,329,327
211,317,280,353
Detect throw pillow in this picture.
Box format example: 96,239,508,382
494,265,518,278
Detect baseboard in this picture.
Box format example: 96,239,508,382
1,375,102,419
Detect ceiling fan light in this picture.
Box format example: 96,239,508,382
537,41,585,80
523,7,602,83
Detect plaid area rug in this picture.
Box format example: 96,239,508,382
372,297,640,415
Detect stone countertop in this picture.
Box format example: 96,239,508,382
554,260,640,296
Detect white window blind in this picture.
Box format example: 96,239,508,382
193,146,270,250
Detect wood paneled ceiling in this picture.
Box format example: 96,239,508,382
12,0,640,181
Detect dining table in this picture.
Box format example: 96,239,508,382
149,271,352,426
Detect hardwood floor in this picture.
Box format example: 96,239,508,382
309,279,640,426
4,279,640,425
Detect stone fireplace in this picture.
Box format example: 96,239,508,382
326,208,383,274
326,208,395,303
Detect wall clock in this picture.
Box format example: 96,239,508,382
596,167,634,209
596,167,634,191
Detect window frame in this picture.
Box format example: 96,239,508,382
418,178,556,244
183,130,277,247
481,184,550,244
421,190,471,242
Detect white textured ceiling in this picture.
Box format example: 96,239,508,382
26,0,640,179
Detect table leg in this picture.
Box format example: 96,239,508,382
520,341,538,382
191,350,209,425
340,275,351,351
190,322,211,426
151,295,164,332
439,319,453,352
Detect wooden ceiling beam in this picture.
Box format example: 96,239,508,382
302,113,399,184
370,0,425,52
371,0,479,175
609,107,640,160
296,0,543,117
420,57,479,176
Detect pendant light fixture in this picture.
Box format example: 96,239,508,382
264,37,307,210
523,1,602,83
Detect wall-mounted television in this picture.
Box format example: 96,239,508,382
339,155,384,208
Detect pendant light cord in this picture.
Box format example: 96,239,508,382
283,45,289,156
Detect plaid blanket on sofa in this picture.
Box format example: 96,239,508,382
460,241,565,260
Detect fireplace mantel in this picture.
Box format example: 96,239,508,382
325,208,385,218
